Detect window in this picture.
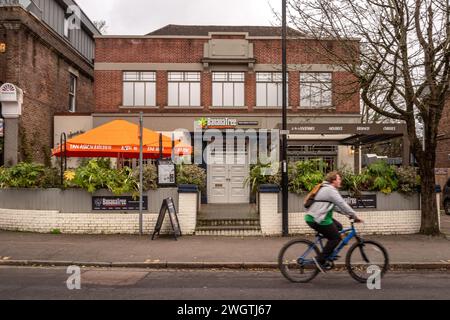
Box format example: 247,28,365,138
64,18,70,38
212,72,245,107
300,73,332,108
68,74,77,113
256,72,288,107
123,72,156,107
168,72,201,107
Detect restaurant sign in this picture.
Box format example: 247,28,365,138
343,194,377,209
92,196,148,211
197,118,260,130
287,124,406,135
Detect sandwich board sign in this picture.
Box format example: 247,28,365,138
151,197,181,241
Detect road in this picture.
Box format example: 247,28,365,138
0,267,449,300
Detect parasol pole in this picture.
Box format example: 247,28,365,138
139,112,144,236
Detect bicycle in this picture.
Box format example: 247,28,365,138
278,219,389,283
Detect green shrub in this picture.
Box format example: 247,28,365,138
340,168,370,196
395,166,421,194
363,161,398,194
176,164,207,192
245,162,281,193
2,163,47,188
288,160,326,194
70,159,138,196
133,164,158,191
0,167,10,189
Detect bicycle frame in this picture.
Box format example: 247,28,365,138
298,222,362,265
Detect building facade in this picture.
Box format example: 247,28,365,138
436,93,450,189
57,24,362,205
0,0,99,165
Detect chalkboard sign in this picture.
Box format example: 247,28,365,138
152,197,182,241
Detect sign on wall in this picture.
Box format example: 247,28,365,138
343,194,377,209
92,196,148,211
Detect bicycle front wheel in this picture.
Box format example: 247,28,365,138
346,240,389,284
278,239,321,283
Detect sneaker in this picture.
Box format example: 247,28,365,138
312,257,326,274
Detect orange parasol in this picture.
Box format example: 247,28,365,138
52,120,192,159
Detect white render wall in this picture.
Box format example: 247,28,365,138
0,192,198,235
260,193,422,236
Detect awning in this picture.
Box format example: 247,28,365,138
52,120,192,159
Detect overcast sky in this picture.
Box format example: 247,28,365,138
76,0,281,35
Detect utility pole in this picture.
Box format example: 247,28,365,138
281,0,289,237
139,112,144,236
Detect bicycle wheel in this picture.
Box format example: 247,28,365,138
346,240,389,284
278,239,321,283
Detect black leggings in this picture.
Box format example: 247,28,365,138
306,219,343,264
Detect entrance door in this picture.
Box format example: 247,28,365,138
208,151,250,204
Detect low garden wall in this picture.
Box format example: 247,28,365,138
0,187,198,235
260,186,422,236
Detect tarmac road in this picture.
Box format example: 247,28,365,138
0,266,449,300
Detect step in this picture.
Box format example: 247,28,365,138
195,225,262,237
197,219,260,227
195,228,263,237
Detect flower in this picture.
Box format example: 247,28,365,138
64,170,76,181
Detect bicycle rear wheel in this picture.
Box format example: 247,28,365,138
278,239,321,283
346,240,389,284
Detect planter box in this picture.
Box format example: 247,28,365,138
279,192,420,213
0,188,178,213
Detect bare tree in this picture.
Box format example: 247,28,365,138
286,0,450,235
93,20,108,34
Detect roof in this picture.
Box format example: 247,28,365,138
147,24,305,37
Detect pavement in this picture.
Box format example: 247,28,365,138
0,219,450,269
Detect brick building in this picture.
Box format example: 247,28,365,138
436,93,450,188
0,1,99,166
56,24,363,205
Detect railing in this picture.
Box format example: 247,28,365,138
0,0,43,19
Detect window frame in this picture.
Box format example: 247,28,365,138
168,72,201,107
212,72,245,107
256,72,288,108
68,73,77,113
300,72,333,109
122,71,157,107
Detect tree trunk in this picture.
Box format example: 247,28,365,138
418,158,441,236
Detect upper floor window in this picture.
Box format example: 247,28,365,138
123,72,156,107
300,73,332,108
168,72,201,107
212,72,245,107
64,18,69,38
256,72,288,108
68,74,77,113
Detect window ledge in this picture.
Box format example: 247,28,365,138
119,106,160,109
299,106,336,110
254,107,294,110
209,106,249,110
164,106,205,109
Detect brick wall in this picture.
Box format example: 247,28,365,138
436,95,450,169
259,192,422,236
0,7,95,163
0,192,198,235
94,37,360,115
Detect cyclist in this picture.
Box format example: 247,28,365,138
305,171,364,272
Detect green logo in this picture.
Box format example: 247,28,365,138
197,118,208,129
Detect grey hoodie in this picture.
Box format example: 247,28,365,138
305,182,357,224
